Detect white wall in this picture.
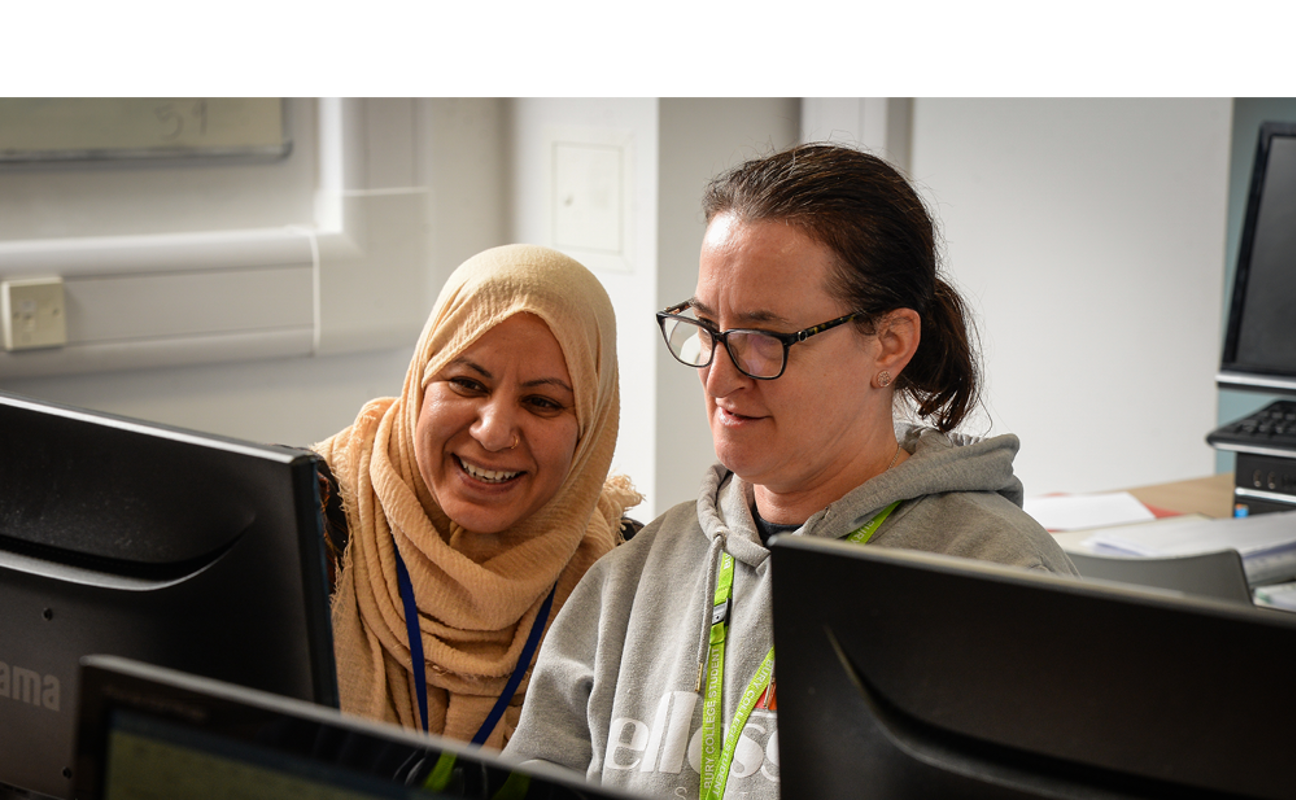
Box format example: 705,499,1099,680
1,98,1235,509
908,98,1232,495
0,98,506,448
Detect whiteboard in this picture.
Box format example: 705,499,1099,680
0,98,290,162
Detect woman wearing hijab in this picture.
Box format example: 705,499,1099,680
313,243,640,749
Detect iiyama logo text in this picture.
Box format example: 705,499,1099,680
0,660,61,711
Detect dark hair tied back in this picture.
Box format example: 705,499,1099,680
702,143,980,432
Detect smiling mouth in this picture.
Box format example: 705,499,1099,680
457,456,522,484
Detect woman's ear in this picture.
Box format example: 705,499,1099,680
874,308,921,384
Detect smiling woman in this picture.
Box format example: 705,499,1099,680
416,313,580,536
311,244,640,749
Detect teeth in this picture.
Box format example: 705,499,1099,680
461,459,521,483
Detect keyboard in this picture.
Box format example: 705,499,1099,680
1207,400,1296,454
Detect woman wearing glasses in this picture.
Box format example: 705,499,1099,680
505,144,1075,799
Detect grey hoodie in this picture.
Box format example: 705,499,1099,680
505,426,1076,799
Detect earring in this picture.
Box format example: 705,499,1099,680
877,370,892,388
508,434,520,450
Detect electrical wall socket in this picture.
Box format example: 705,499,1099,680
2,276,68,351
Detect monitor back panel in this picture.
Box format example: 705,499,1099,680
771,538,1296,800
0,393,336,799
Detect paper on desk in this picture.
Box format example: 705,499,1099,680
1024,491,1157,532
1082,510,1296,585
1254,581,1296,611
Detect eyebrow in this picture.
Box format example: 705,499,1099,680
689,297,791,326
449,356,574,395
523,376,575,394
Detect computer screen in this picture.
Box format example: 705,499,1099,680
770,537,1296,799
1219,121,1296,394
74,655,646,800
0,391,337,800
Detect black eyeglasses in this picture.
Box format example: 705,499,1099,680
655,301,862,380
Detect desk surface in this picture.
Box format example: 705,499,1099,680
1123,472,1234,519
1049,473,1235,553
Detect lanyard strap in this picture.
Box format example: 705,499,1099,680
845,500,901,545
393,537,556,745
393,542,431,733
698,501,900,798
699,603,774,800
698,551,738,800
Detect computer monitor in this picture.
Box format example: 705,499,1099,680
73,655,647,800
770,536,1296,799
0,391,337,800
1218,121,1296,395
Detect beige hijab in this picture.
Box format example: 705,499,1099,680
314,244,639,748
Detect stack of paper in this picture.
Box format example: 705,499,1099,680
1081,510,1296,585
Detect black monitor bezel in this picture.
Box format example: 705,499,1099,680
73,655,646,800
1218,120,1296,395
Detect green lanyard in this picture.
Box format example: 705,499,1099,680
845,500,901,545
698,501,901,800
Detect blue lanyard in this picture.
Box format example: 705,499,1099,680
392,536,556,745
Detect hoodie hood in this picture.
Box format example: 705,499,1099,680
800,425,1026,539
697,466,771,569
697,424,1027,549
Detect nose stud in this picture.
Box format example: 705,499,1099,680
508,434,519,450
